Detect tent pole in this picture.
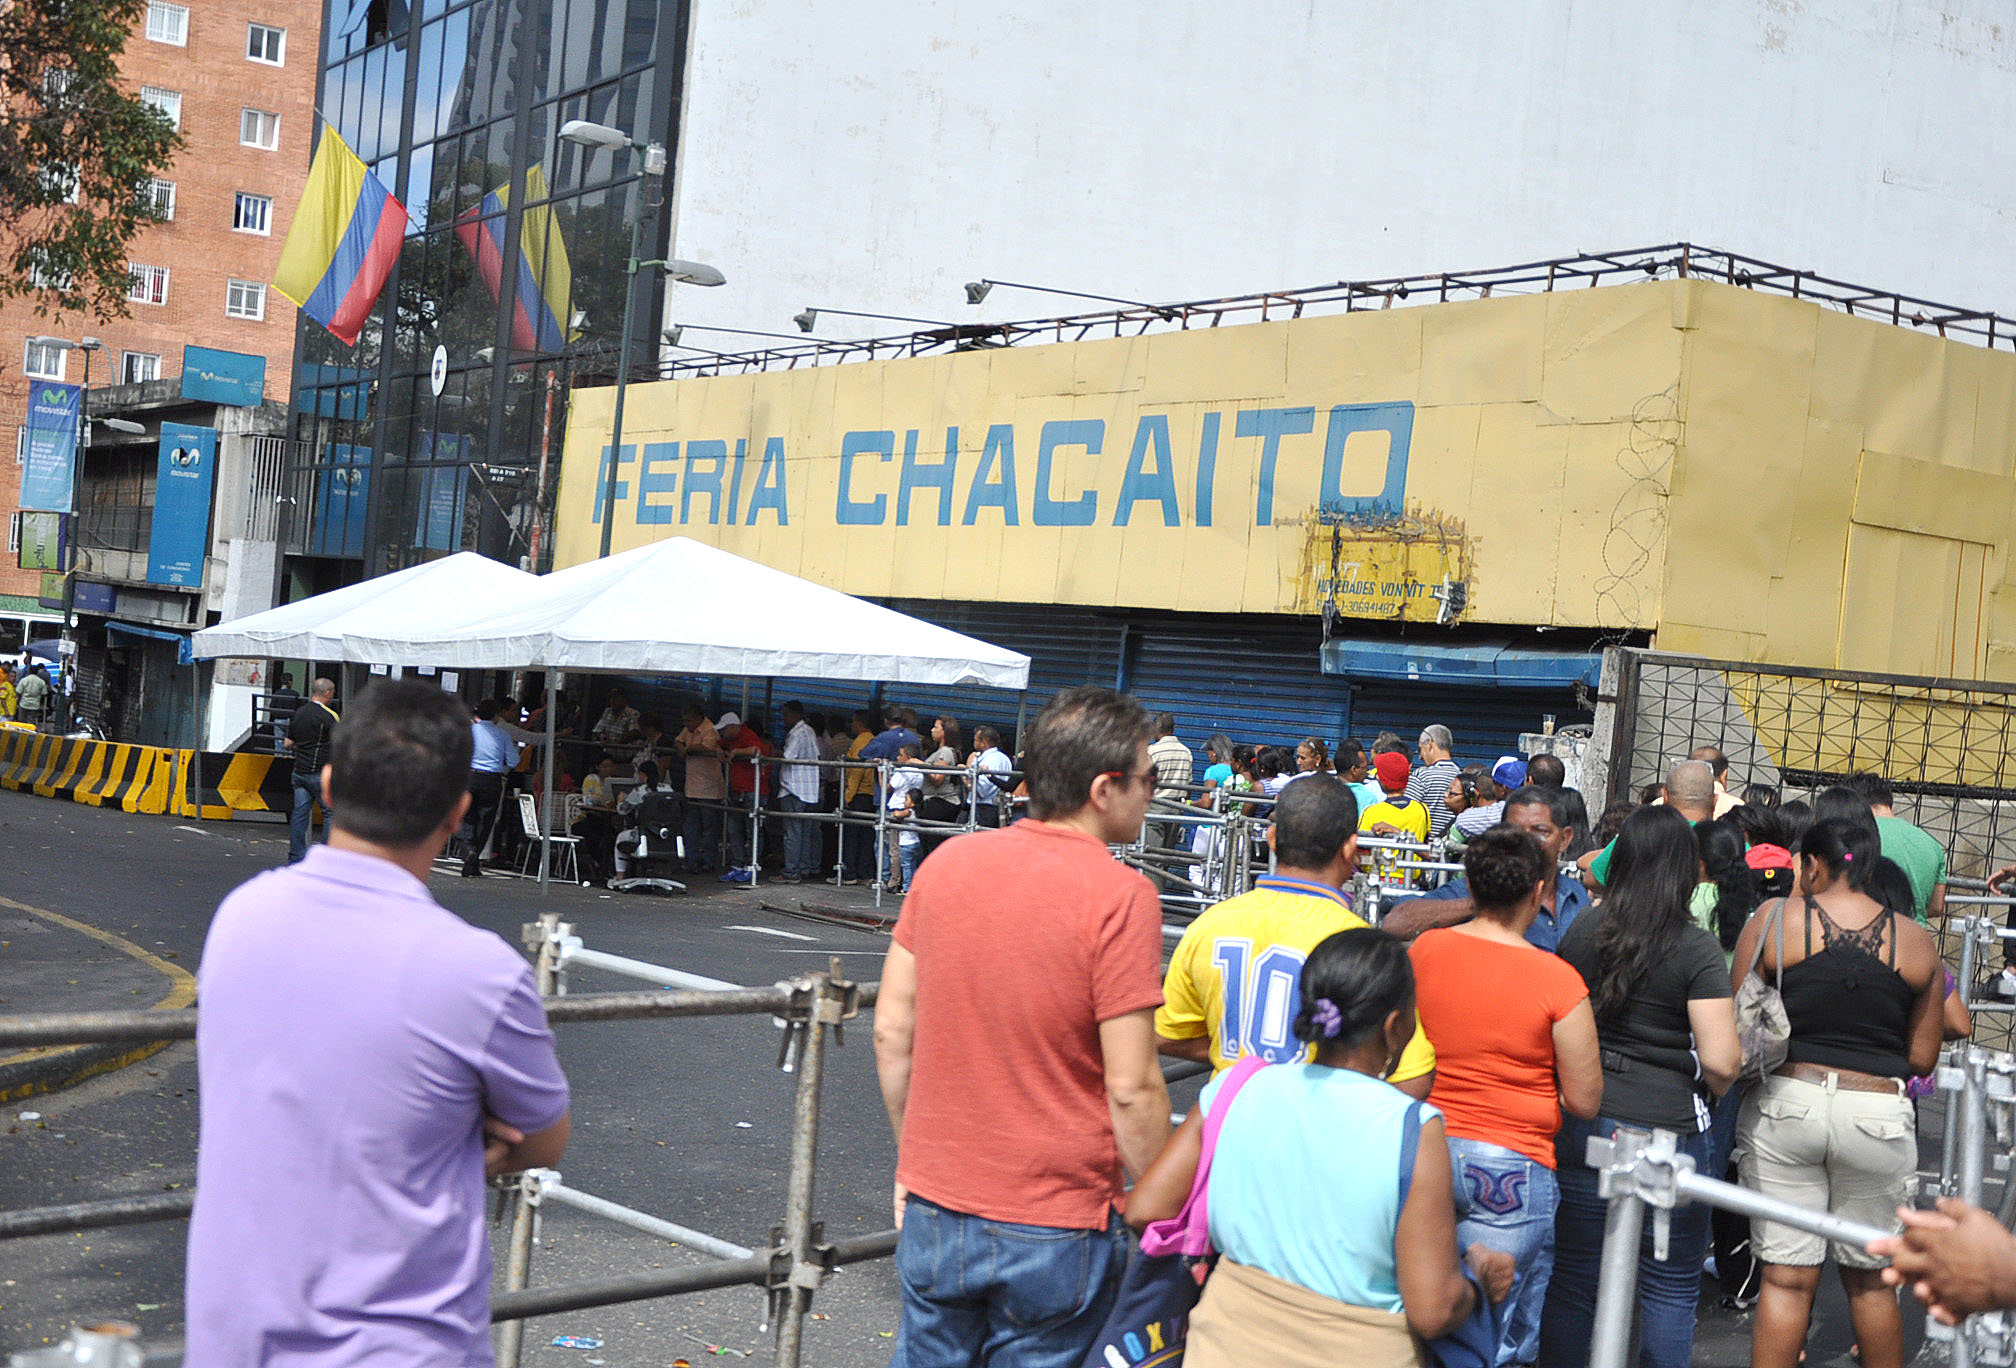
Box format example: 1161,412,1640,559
538,674,556,893
1014,689,1028,750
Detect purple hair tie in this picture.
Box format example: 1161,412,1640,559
1310,997,1344,1039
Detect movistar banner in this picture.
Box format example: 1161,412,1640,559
19,381,81,514
147,423,218,587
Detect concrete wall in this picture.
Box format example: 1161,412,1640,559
660,0,2016,347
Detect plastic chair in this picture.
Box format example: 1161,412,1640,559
517,792,583,884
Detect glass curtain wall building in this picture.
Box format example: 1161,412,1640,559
285,0,686,589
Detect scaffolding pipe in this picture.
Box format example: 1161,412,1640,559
538,1178,753,1260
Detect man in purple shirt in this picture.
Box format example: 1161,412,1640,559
187,680,571,1367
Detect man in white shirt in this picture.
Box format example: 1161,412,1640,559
971,726,1015,827
777,701,824,883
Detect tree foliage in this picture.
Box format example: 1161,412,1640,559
0,0,185,320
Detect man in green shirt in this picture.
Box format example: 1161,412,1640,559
1846,772,1946,923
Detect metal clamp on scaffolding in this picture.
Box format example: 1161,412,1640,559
1585,1127,1895,1368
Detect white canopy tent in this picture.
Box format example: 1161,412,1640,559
193,539,1031,891
191,552,540,663
419,537,1031,687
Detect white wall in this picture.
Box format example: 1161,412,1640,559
660,0,2016,344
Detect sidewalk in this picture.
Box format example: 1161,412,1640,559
0,896,195,1104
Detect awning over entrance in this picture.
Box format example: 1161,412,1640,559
1320,638,1601,689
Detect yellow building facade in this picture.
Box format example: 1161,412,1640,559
554,278,2016,685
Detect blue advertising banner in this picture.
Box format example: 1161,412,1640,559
146,423,218,587
180,346,266,407
19,381,81,513
414,432,468,552
310,443,372,558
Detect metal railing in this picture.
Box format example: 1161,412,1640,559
0,930,885,1368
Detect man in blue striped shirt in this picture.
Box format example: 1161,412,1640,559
464,699,521,877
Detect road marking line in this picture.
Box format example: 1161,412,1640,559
173,825,213,837
724,924,817,941
0,894,198,1097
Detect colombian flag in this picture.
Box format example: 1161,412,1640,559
453,165,575,354
273,127,408,346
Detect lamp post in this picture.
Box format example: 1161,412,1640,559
556,119,724,560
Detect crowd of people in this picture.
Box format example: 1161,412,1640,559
875,689,1991,1368
0,658,56,729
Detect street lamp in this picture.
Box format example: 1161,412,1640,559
26,335,107,733
792,306,952,334
557,118,724,559
963,279,1177,319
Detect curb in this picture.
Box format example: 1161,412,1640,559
0,896,197,1104
0,1038,178,1106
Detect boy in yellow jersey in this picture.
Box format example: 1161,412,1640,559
1157,774,1436,1098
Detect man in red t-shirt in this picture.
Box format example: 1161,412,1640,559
874,686,1170,1367
717,713,774,884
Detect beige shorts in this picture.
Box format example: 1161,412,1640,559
1735,1071,1914,1269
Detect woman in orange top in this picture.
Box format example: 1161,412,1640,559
1408,825,1603,1366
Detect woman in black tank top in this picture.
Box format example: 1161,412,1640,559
1730,817,1944,1368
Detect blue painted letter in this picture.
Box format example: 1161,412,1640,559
682,439,727,524
837,430,894,525
635,442,679,525
1195,411,1221,527
1113,414,1180,527
1035,419,1101,527
1239,406,1316,524
1319,402,1415,522
961,424,1020,525
593,443,635,525
898,427,957,527
746,436,789,524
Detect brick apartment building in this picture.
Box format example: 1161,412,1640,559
1,0,321,609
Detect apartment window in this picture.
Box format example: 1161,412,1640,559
17,427,29,464
27,254,73,291
240,108,279,150
7,515,18,557
42,67,75,101
232,192,272,234
122,352,162,384
24,340,66,380
40,163,79,205
247,22,285,64
145,1,189,45
226,279,266,320
142,178,175,220
140,87,181,129
128,263,170,306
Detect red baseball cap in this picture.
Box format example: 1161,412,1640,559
1373,751,1411,793
1745,843,1795,872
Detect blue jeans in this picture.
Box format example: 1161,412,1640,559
288,774,325,863
891,1196,1125,1368
683,800,722,873
778,792,820,876
1449,1136,1559,1366
1538,1115,1714,1368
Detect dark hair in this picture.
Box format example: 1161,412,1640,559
1588,805,1699,1021
1153,712,1177,736
1255,748,1287,781
1862,855,1914,915
934,714,964,753
636,759,660,787
975,725,1001,748
1504,783,1570,830
894,706,919,729
1271,774,1359,868
1812,786,1879,843
1291,928,1414,1050
1463,826,1551,914
1525,753,1567,789
1729,801,1788,851
1559,788,1595,858
328,680,475,846
683,703,707,723
1799,816,1881,895
1778,799,1814,847
474,698,499,720
637,712,663,733
1232,744,1257,775
1695,818,1761,952
1297,736,1330,769
782,699,805,717
1592,800,1637,848
1742,783,1781,810
1336,737,1366,770
1639,782,1665,806
1844,771,1895,808
1021,687,1152,820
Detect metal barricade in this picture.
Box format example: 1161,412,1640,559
0,939,884,1368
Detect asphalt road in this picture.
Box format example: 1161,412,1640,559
0,788,1929,1366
